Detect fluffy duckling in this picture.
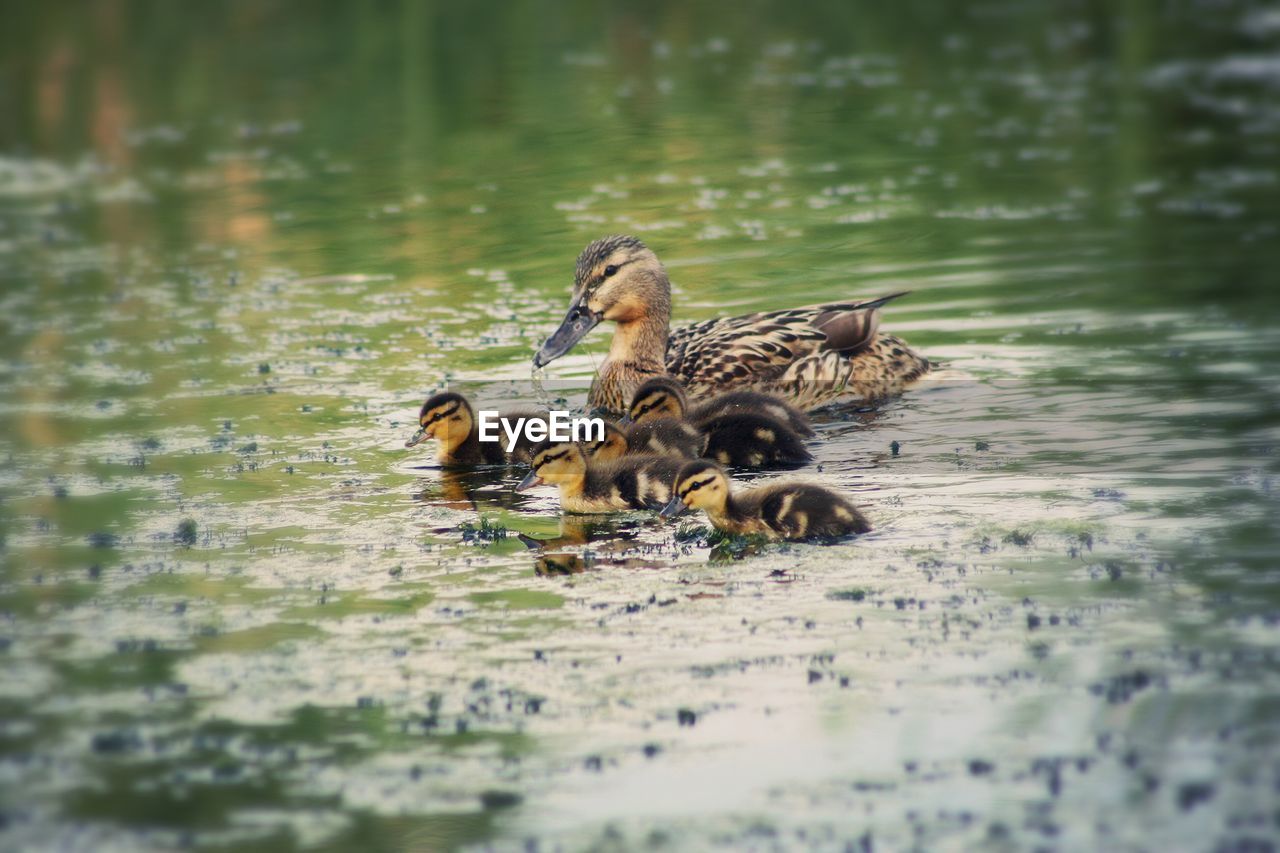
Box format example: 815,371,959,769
699,412,812,468
625,377,812,468
583,420,705,462
515,439,684,513
690,390,814,437
581,421,631,461
627,376,813,437
660,460,871,540
405,392,548,465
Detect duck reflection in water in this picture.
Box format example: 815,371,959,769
532,551,591,576
412,467,527,513
517,515,670,577
530,549,674,577
516,515,632,548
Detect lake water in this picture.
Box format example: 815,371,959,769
2,2,1279,850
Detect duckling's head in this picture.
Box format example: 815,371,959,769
406,392,474,451
534,235,670,367
661,460,731,518
625,376,688,424
583,421,629,461
516,440,588,491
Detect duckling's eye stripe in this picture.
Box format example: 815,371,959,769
423,403,459,425
534,450,569,470
680,476,717,498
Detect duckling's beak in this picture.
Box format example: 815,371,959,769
659,495,686,518
617,413,633,426
405,427,428,448
533,295,601,367
515,470,543,492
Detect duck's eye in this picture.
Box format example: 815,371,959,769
604,264,619,278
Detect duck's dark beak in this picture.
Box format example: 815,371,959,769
405,427,428,448
515,470,543,492
533,295,601,368
659,495,686,518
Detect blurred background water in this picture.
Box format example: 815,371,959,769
1,1,1279,849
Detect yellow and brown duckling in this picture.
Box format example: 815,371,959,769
626,377,812,469
582,420,705,462
581,421,631,461
533,235,930,414
405,392,548,466
515,439,684,513
694,390,814,438
660,460,871,541
626,376,813,437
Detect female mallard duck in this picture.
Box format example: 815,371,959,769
660,460,871,540
405,392,548,465
625,377,812,468
516,439,684,513
583,420,705,462
532,235,929,414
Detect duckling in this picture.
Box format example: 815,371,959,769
700,412,812,468
694,390,814,437
515,439,684,513
581,421,631,461
533,235,930,414
624,376,813,437
405,392,548,465
625,377,812,469
660,460,871,541
583,420,705,463
626,417,706,459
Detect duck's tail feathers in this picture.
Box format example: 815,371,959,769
851,291,910,312
812,292,909,354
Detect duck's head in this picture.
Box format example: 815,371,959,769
660,460,730,518
406,392,473,451
534,235,670,367
582,421,629,461
623,376,688,425
516,439,588,491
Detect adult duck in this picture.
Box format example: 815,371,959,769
532,235,929,414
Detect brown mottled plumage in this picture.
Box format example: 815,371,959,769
626,377,812,469
515,439,684,513
661,460,871,541
533,235,929,414
405,392,548,466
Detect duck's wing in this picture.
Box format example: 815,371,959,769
665,294,904,390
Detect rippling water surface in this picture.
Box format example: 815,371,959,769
2,2,1279,850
